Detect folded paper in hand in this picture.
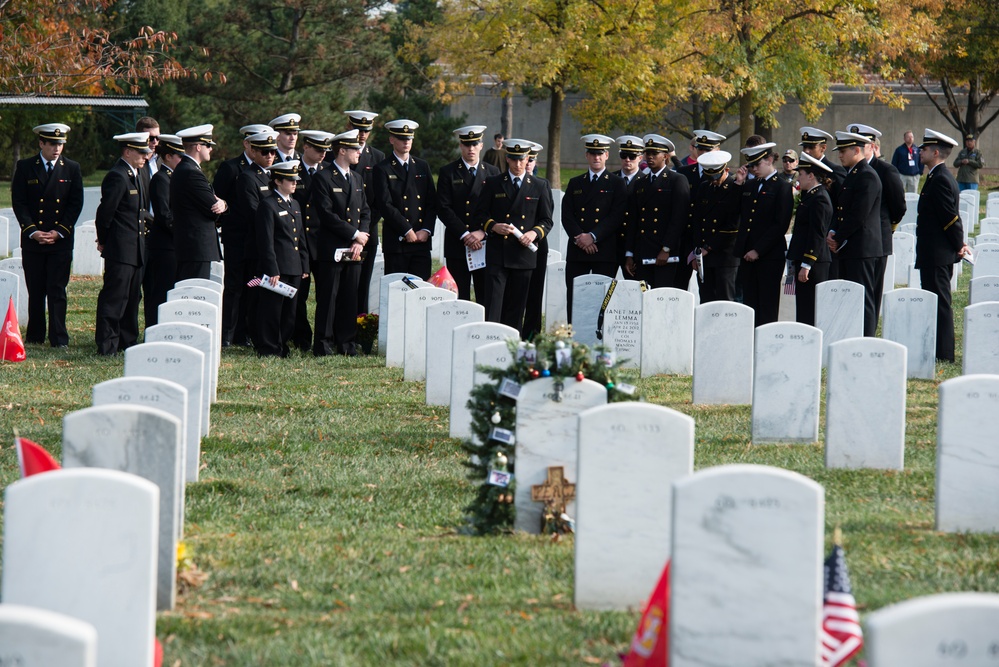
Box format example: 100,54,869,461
335,248,367,263
258,275,298,299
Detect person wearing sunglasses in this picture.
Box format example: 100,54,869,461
612,136,644,274
172,125,227,282
779,149,798,184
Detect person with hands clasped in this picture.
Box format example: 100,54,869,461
786,153,834,326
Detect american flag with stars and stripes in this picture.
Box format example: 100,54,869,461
820,543,863,666
784,261,796,295
246,277,262,288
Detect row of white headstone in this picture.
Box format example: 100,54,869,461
0,272,225,667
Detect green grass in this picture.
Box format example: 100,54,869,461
0,270,997,665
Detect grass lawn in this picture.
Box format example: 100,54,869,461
0,264,997,664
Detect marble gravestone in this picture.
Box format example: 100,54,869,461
545,260,568,331
71,224,103,276
167,285,223,325
882,254,896,294
980,219,999,236
571,274,613,348
157,300,220,402
0,216,6,256
402,286,457,381
825,338,907,470
881,288,937,380
972,242,999,279
384,277,432,367
974,233,999,248
601,279,644,368
0,257,27,321
448,322,519,439
2,469,159,667
865,593,999,666
670,465,824,667
124,342,204,482
210,261,224,284
0,604,98,667
472,340,514,389
815,279,865,366
0,270,20,321
936,375,999,532
963,302,999,375
377,273,421,358
692,301,754,405
425,300,485,405
547,249,563,264
575,403,694,611
641,288,694,377
174,277,223,295
365,257,385,316
514,377,607,534
0,211,16,253
969,276,999,306
892,231,915,287
751,322,822,444
144,321,215,427
62,405,182,612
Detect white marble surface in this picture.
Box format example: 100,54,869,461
865,593,999,666
692,301,754,404
963,302,999,374
403,287,457,381
936,375,999,532
575,403,693,611
2,469,159,667
157,300,220,402
0,213,12,254
825,338,907,470
892,232,916,287
367,257,385,315
71,224,103,276
0,603,97,667
981,219,999,236
210,261,224,284
603,279,643,368
448,322,519,439
145,321,215,422
882,288,937,379
425,300,485,405
0,257,27,321
883,253,896,294
167,285,223,323
0,270,20,325
547,249,562,264
62,405,182,612
571,274,613,348
973,242,999,279
472,341,514,388
124,342,204,482
815,279,865,366
751,322,822,444
0,216,7,256
975,232,999,247
670,464,824,667
901,197,918,228
545,260,568,331
641,288,694,377
384,278,431,367
378,273,420,356
514,377,606,534
174,278,222,294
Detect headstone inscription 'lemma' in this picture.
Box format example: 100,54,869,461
0,604,98,667
448,322,519,439
424,300,485,406
574,403,693,611
815,279,864,366
751,322,822,444
692,301,754,405
641,288,694,377
571,274,614,349
402,286,457,381
600,279,644,369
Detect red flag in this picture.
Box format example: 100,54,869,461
429,266,459,295
15,437,61,477
2,296,26,362
154,637,163,667
622,561,669,667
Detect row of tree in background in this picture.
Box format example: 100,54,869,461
0,0,996,187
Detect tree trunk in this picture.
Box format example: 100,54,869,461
754,116,773,142
546,84,564,189
501,82,514,138
739,91,754,148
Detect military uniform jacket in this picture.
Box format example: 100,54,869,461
171,155,222,262
372,155,439,255
690,176,741,268
626,169,691,260
256,191,308,278
147,165,175,253
310,163,371,261
612,170,641,253
228,163,272,262
294,162,324,262
677,162,705,192
821,155,848,206
869,157,906,255
11,154,84,254
94,159,145,267
561,170,627,264
733,173,793,260
437,159,500,260
213,154,251,209
832,159,882,260
474,172,553,270
350,144,385,211
915,163,964,269
787,185,833,265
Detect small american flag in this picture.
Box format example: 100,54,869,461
246,277,262,288
784,261,796,295
820,543,863,667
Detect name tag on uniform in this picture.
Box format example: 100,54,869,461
333,187,343,193
495,193,506,198
278,211,288,216
259,186,269,191
388,174,398,180
453,179,464,184
129,189,138,195
27,179,39,185
573,189,583,195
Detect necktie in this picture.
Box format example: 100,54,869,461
514,177,521,190
469,167,476,178
591,173,597,183
46,161,53,175
308,167,316,176
404,161,409,173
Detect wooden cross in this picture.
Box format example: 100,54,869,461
531,466,576,512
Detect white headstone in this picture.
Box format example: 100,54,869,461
936,375,999,532
0,213,14,253
980,218,999,236
71,224,104,276
974,233,999,248
143,323,213,434
2,469,159,667
899,222,917,237
825,338,907,470
378,272,421,356
881,288,937,379
210,261,224,284
641,288,694,376
601,280,643,368
0,604,98,667
892,231,916,287
0,257,28,321
574,403,693,611
425,300,485,405
973,242,999,279
865,593,999,666
815,279,865,366
963,302,999,374
62,405,182,611
431,218,444,263
0,216,7,256
367,256,385,316
692,301,754,404
472,340,514,389
157,300,220,402
547,249,562,264
167,285,223,320
124,342,205,482
448,322,519,438
174,277,223,294
514,377,607,533
403,286,457,381
571,274,613,348
544,260,568,331
901,196,918,227
882,253,896,294
80,188,100,224
751,322,822,444
969,276,999,305
0,270,20,324
385,278,431,367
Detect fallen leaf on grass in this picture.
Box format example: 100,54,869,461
399,565,411,573
457,602,469,614
185,610,213,620
518,611,533,621
290,580,299,591
364,483,378,488
581,657,602,664
396,523,406,529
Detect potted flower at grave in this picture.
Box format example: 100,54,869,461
355,313,378,354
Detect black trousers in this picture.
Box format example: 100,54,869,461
175,260,211,282
254,274,301,357
564,260,617,323
292,273,313,351
445,249,488,305
312,261,361,356
921,264,956,362
487,265,533,332
839,256,880,336
384,252,431,281
698,264,738,304
142,247,176,329
95,260,142,355
792,261,830,327
873,255,889,324
634,261,678,290
741,257,784,327
356,231,378,314
22,250,71,346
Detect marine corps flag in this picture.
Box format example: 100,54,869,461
622,561,670,667
2,296,25,362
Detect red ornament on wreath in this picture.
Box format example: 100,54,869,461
530,368,540,378
575,371,584,382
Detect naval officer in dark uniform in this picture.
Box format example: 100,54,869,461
689,150,741,303
340,110,385,314
143,133,185,327
786,153,834,326
521,142,555,340
800,127,847,279
611,135,644,275
172,124,228,281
